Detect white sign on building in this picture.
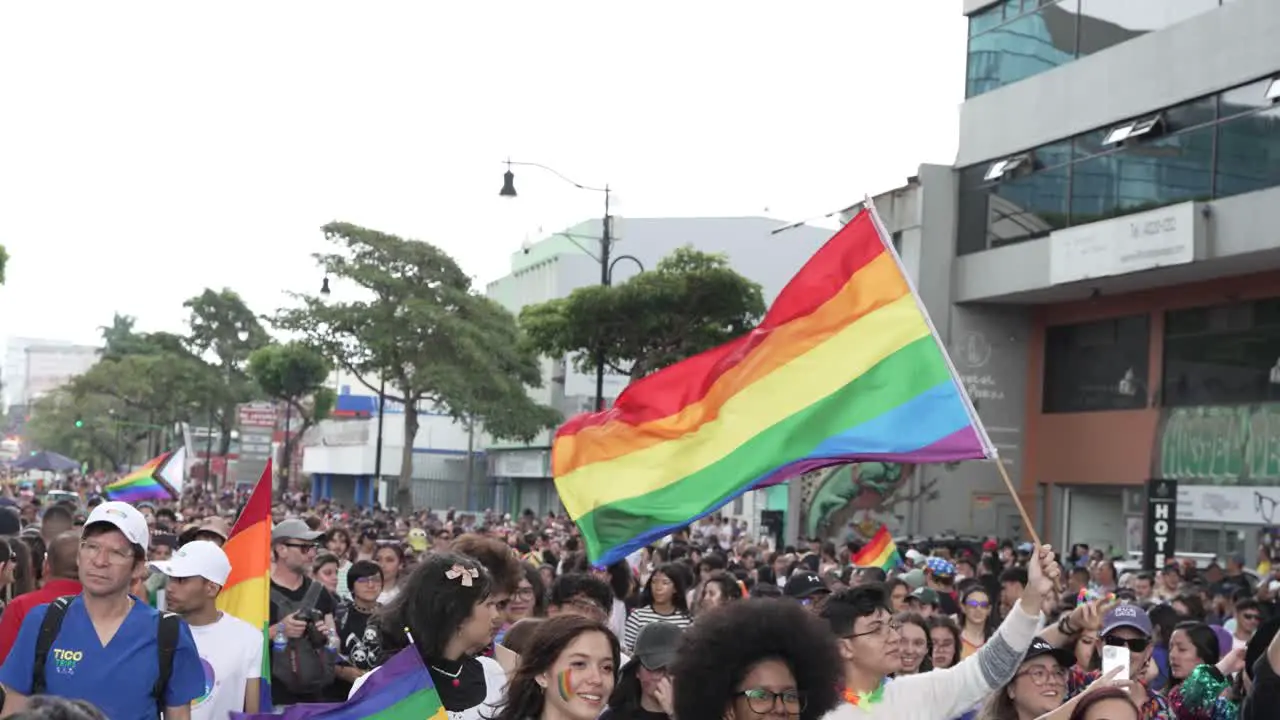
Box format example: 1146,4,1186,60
1177,485,1280,526
1049,202,1205,286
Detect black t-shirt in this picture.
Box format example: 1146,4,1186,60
601,707,670,720
936,589,960,616
1243,654,1280,720
268,577,339,706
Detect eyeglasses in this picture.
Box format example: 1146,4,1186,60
738,688,806,714
354,576,383,586
1017,666,1069,686
79,540,134,565
284,542,318,553
1241,613,1261,622
964,599,990,609
514,587,536,600
1102,636,1150,653
846,621,902,640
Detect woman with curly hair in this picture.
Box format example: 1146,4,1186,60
348,552,507,720
489,614,621,720
670,597,842,720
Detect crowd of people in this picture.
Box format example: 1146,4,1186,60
0,488,1274,720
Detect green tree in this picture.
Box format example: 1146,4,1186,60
26,389,127,470
275,222,560,508
520,246,766,381
248,342,337,489
182,289,272,455
0,244,8,285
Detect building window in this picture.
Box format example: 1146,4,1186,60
1069,126,1213,226
968,0,1228,98
957,75,1277,256
1163,298,1280,406
1043,315,1151,413
966,1,1077,98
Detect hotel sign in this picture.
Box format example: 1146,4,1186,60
1049,202,1204,285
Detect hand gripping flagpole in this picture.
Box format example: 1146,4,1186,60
863,197,1043,549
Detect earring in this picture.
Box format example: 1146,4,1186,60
536,676,549,690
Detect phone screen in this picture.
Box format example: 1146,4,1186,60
1101,645,1130,681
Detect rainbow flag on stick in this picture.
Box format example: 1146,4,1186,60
218,460,273,713
230,644,446,720
104,448,186,503
553,204,995,565
852,525,903,571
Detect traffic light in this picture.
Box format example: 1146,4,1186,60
73,417,84,429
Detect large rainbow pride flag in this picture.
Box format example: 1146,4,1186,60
231,644,446,720
852,525,903,572
553,205,995,564
218,460,273,712
104,448,186,503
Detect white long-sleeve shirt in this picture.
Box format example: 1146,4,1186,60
824,603,1043,720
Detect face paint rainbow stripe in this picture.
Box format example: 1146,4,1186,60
557,669,574,701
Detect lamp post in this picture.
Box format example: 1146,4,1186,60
500,160,644,411
373,375,386,509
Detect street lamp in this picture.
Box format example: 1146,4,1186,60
499,160,644,411
320,276,331,296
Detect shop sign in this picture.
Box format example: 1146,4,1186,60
1176,485,1280,526
1143,478,1177,570
1156,404,1280,485
1049,202,1202,285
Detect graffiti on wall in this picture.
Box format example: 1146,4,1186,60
1156,404,1280,485
803,462,918,539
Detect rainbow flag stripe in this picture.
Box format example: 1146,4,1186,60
852,525,902,571
231,644,446,719
104,451,179,503
553,207,993,565
218,460,273,712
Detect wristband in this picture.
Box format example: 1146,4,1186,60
1057,615,1078,636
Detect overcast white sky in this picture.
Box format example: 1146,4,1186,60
0,1,965,346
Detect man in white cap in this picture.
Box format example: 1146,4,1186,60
0,500,205,719
151,540,263,720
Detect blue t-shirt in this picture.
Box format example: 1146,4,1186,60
0,597,204,720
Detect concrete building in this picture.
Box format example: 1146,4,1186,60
300,374,485,510
939,0,1280,559
485,216,834,518
3,338,98,409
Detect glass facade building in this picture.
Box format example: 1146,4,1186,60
957,75,1280,255
967,0,1235,98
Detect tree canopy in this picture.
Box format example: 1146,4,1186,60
275,222,560,505
25,291,273,472
248,341,336,435
520,246,765,380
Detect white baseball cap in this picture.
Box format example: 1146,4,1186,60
85,501,150,551
148,540,232,586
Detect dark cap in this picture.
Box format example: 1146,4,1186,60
1101,603,1152,637
784,571,829,599
1024,637,1076,668
909,587,940,606
632,622,683,670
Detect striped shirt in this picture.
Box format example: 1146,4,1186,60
622,605,692,652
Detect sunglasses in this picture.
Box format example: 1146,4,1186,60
964,599,990,609
1102,636,1150,653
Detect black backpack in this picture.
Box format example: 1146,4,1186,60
33,596,180,716
269,580,336,696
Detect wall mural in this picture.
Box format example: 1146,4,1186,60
802,462,921,540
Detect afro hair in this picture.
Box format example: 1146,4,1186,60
670,597,841,720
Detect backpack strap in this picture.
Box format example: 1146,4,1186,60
31,596,75,695
298,579,324,615
152,612,181,713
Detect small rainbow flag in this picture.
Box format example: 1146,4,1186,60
218,460,273,712
231,644,446,719
851,525,902,571
104,448,185,503
553,205,995,565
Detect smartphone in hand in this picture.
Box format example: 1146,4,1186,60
1101,645,1130,682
